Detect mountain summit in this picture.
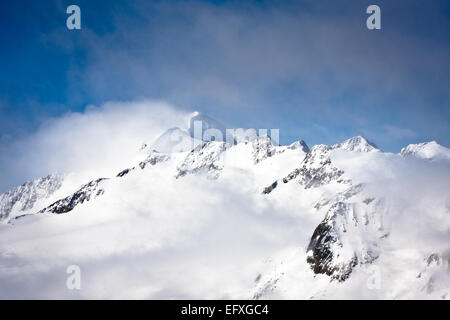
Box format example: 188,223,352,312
332,136,379,152
188,111,227,140
400,141,450,160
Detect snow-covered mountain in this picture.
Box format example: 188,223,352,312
0,113,449,300
150,127,195,153
0,174,64,221
400,141,450,161
188,111,227,140
147,111,227,154
332,136,379,153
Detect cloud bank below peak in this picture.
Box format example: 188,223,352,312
0,100,189,193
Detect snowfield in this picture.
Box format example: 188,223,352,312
0,113,449,299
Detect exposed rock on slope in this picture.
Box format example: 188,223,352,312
263,144,347,194
176,141,228,179
39,178,108,215
306,197,387,281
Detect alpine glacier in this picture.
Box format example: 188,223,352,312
0,113,449,299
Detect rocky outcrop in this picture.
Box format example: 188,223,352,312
39,178,108,215
306,196,387,281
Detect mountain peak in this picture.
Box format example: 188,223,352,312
188,112,226,139
288,140,310,153
151,127,197,153
333,136,379,152
400,141,450,160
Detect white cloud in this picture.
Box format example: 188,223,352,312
0,100,189,192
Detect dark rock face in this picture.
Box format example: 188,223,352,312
306,223,334,275
40,178,107,215
262,181,278,194
306,197,385,282
117,168,132,177
306,218,357,282
306,202,356,281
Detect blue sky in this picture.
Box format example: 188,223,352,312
0,1,449,166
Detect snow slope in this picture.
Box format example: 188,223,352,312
0,114,449,300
